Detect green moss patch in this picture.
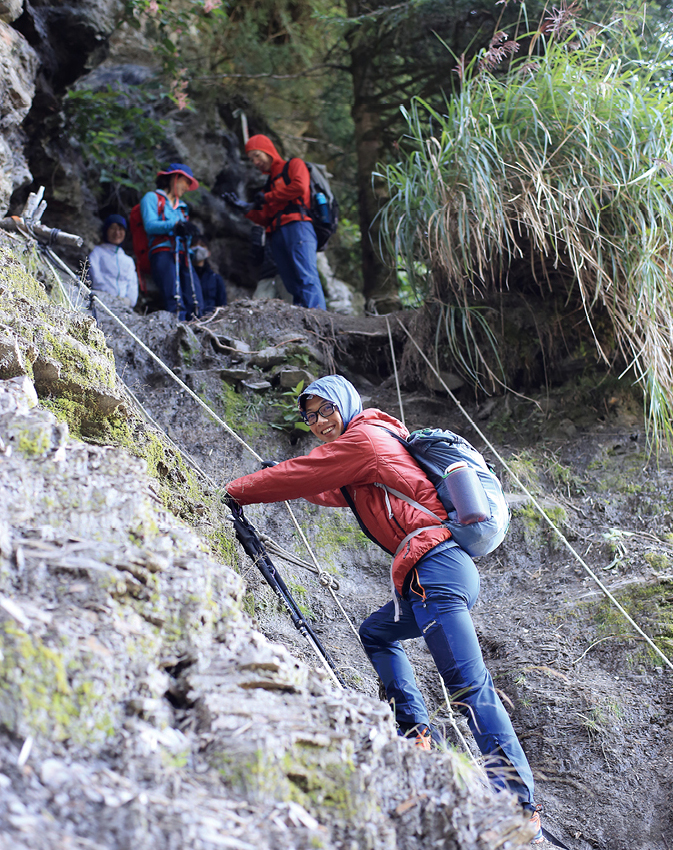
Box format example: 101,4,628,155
0,623,118,744
0,243,50,306
511,502,568,551
590,580,673,663
214,739,366,819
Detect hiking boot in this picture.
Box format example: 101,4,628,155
398,722,443,750
528,808,544,844
414,727,432,751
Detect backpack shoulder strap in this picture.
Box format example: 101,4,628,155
272,158,309,226
340,429,456,559
373,482,443,523
372,481,449,559
360,422,453,552
339,486,393,555
156,191,166,218
281,158,294,185
267,158,295,190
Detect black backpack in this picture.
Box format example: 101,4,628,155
275,158,339,251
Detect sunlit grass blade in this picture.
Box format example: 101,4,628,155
378,9,673,448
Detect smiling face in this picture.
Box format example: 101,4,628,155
248,149,273,173
305,396,345,443
106,223,126,245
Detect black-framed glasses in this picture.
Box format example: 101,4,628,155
302,401,337,426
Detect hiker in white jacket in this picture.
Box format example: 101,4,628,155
88,214,139,307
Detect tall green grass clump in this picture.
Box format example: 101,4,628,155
378,5,673,445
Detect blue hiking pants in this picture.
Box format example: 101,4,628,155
269,220,326,310
150,248,204,321
359,541,536,806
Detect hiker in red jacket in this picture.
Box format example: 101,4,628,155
225,374,544,844
223,134,326,310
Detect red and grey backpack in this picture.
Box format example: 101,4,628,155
271,158,339,251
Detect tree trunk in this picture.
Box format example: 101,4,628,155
346,1,400,313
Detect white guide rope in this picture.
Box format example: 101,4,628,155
396,317,673,673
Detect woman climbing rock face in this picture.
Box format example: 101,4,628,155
225,374,545,845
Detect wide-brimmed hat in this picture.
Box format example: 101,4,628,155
156,163,199,190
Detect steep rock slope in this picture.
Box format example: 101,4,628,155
0,236,534,849
0,6,38,214
92,296,673,850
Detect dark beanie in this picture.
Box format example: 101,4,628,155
102,214,127,242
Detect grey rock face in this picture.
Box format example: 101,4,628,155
2,0,127,247
0,326,26,378
0,0,23,24
278,367,315,388
0,228,535,850
0,21,38,214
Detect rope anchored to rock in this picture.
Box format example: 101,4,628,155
15,226,361,685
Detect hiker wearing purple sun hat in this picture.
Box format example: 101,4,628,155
140,163,204,320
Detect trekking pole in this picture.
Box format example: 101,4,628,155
174,235,183,322
186,242,201,319
225,502,346,689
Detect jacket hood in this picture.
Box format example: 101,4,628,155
245,134,282,162
352,407,410,440
299,375,363,429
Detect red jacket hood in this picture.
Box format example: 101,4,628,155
243,137,312,231
245,134,283,167
346,408,409,439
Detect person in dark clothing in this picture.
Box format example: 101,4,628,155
192,237,227,313
223,134,326,310
140,162,203,321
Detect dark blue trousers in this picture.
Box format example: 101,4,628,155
269,220,326,310
150,249,204,321
359,541,536,806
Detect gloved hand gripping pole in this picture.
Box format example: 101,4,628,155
224,497,346,688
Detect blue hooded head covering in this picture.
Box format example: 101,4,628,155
299,375,363,430
102,214,127,242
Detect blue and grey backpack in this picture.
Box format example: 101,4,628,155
372,427,510,558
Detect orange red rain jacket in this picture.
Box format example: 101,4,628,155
244,134,312,234
226,408,452,594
